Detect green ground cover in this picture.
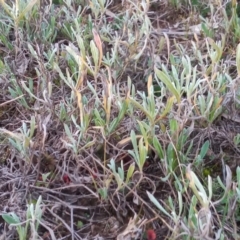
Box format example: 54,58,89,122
0,0,240,239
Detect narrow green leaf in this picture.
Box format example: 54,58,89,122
190,170,208,205
188,196,197,221
27,43,38,58
17,0,39,23
237,43,240,76
155,67,180,103
9,138,21,152
108,158,116,173
169,119,178,136
137,121,148,145
152,136,164,159
93,109,105,126
90,40,99,69
2,213,20,224
130,130,140,162
126,163,135,184
64,124,75,144
200,140,209,159
208,175,212,201
98,187,108,199
109,100,128,133
186,140,193,156
160,173,171,182
29,116,35,138
237,166,240,187
138,137,147,171
118,161,125,181
66,45,80,65
42,172,51,182
217,176,226,190
207,38,222,63
173,172,183,193
147,191,172,219
128,150,137,163
76,35,86,59
129,97,153,121
159,96,174,118
53,63,71,88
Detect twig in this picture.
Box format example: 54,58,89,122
0,95,25,107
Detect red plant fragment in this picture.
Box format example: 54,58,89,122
107,17,114,22
63,174,71,184
91,168,98,179
147,229,156,240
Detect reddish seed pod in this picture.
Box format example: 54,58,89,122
147,229,156,240
63,174,71,184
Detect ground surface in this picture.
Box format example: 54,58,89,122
0,0,240,239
